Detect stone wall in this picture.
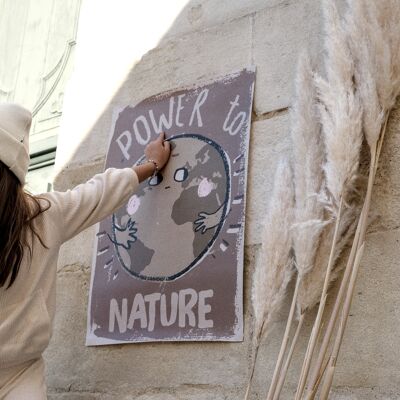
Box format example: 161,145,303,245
46,0,400,398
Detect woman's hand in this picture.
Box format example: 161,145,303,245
144,131,171,170
132,132,171,183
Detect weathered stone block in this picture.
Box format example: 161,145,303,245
48,394,105,400
330,387,400,400
53,160,104,192
132,395,177,400
253,0,323,114
369,101,400,235
57,226,96,271
330,229,400,389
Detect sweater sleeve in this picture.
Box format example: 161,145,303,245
44,167,139,244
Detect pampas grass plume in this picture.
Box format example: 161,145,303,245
245,158,295,400
252,158,295,342
316,0,363,204
291,52,325,279
296,206,357,315
345,0,400,150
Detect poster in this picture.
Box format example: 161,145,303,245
86,67,255,345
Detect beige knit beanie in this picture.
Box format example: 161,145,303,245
0,103,32,184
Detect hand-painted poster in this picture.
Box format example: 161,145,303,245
86,67,255,345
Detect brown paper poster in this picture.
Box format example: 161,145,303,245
86,67,255,345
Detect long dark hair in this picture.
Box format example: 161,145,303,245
0,161,50,288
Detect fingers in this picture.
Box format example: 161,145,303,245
156,131,170,152
144,131,171,169
158,131,171,154
157,131,165,142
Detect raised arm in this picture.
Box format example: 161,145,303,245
45,132,170,244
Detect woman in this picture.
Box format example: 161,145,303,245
0,103,171,399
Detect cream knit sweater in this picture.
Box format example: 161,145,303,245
0,167,139,378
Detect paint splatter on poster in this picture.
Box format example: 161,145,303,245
87,67,255,345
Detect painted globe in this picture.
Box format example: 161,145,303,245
111,134,230,281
